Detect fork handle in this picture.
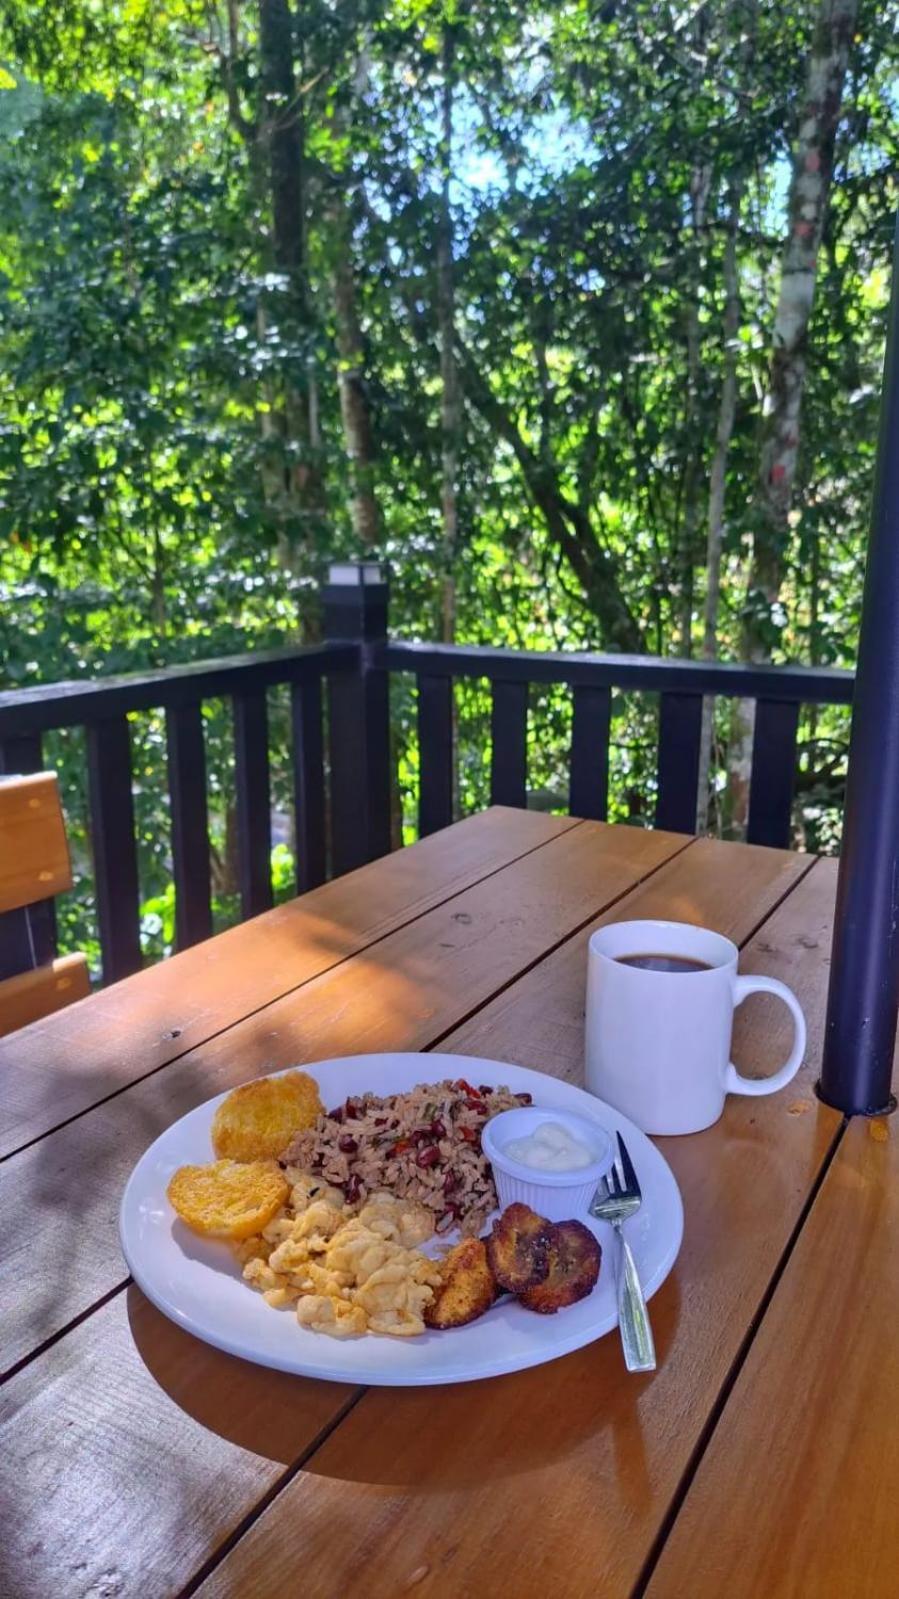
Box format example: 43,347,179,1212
615,1225,657,1373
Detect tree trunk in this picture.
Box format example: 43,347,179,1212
696,175,746,830
151,528,166,635
729,0,859,830
257,0,325,563
438,30,460,646
331,193,380,545
676,31,712,661
754,0,859,613
458,341,642,652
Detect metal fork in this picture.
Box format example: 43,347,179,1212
590,1133,656,1373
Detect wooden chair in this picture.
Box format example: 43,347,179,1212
0,772,91,1036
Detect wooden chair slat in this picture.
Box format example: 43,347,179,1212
0,772,73,914
0,953,90,1037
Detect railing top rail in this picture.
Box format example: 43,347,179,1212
0,634,856,743
381,641,855,705
0,642,357,737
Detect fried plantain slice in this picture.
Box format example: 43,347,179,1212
167,1158,288,1240
518,1219,601,1314
485,1202,552,1295
424,1237,497,1330
211,1070,323,1163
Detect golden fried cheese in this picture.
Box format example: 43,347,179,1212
167,1159,288,1241
211,1071,323,1163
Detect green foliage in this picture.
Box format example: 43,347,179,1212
1,0,896,971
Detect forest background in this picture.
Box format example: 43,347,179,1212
1,0,896,973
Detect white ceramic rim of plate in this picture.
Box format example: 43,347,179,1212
119,1053,684,1386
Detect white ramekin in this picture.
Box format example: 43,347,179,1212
482,1106,614,1222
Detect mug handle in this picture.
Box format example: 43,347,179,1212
724,976,807,1097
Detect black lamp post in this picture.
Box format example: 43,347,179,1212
819,217,899,1116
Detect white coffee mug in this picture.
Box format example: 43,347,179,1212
585,919,807,1135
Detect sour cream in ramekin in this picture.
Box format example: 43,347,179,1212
482,1106,614,1221
504,1119,595,1171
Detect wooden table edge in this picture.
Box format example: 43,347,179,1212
0,809,588,1163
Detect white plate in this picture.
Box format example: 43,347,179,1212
120,1052,683,1386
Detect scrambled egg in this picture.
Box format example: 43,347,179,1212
237,1169,440,1339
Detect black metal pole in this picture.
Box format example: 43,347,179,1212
323,562,392,876
819,216,899,1116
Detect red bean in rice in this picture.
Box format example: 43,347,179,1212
281,1077,530,1236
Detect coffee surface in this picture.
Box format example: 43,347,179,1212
615,953,712,974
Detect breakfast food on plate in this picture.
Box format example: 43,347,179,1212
519,1219,602,1314
167,1068,605,1340
424,1237,497,1330
211,1070,323,1162
239,1175,441,1336
486,1201,553,1294
426,1206,603,1330
167,1158,288,1240
283,1078,532,1237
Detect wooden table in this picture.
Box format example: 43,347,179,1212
1,807,894,1599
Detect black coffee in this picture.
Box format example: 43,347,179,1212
616,953,711,974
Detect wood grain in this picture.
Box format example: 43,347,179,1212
1,819,684,1373
0,952,90,1038
194,853,842,1599
0,770,73,912
0,1287,358,1599
644,1114,899,1599
0,807,578,1157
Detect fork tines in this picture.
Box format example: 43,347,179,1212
615,1132,642,1200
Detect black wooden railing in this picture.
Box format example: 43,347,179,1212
0,642,356,982
0,561,855,989
384,639,854,843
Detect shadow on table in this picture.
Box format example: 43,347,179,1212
300,1274,682,1498
128,1272,682,1495
126,1284,356,1465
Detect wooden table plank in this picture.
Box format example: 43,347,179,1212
193,849,841,1599
644,1113,899,1599
0,807,578,1158
446,836,813,1076
0,1287,359,1599
1,820,685,1375
0,821,688,1599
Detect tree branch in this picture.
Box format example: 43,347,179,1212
456,338,642,651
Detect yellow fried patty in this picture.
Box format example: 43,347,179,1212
211,1070,323,1162
167,1158,288,1240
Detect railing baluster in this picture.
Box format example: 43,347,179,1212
232,690,272,919
569,685,612,821
0,733,43,775
418,674,454,836
0,908,37,979
86,717,142,983
490,680,528,808
165,703,212,949
656,692,704,834
291,678,326,893
747,699,800,849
